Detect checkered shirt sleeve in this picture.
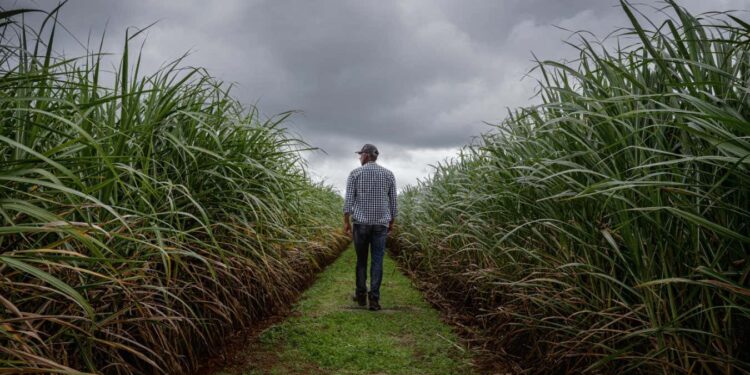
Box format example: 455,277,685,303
344,162,397,226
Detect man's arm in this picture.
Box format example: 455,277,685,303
387,173,397,233
343,171,356,236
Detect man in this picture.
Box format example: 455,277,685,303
343,143,397,311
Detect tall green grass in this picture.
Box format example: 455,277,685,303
0,6,347,374
392,2,749,373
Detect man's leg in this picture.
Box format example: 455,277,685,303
352,224,371,305
368,225,388,310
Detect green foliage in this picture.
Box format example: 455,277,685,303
393,2,750,374
0,6,347,374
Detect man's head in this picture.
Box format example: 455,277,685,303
356,144,379,165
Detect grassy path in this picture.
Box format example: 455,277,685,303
211,245,475,375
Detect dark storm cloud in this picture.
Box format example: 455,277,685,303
432,0,615,46
7,0,750,190
239,1,486,145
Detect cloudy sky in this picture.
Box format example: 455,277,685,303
10,0,750,193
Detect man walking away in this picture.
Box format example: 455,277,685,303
343,144,397,311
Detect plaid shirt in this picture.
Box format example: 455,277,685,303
344,161,397,226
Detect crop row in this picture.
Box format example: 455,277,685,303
391,2,749,374
0,8,347,374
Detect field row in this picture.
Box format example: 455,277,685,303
391,2,749,374
0,8,348,373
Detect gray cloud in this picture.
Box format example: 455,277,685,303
8,0,750,191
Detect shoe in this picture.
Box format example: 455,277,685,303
352,293,367,307
368,297,381,311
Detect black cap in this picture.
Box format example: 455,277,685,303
355,144,379,156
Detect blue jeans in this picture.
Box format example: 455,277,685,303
353,223,388,300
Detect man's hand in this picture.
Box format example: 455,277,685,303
387,220,394,235
344,213,352,237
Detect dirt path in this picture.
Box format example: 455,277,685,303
205,244,476,375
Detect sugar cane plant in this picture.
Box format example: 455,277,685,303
392,1,749,374
0,5,347,374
